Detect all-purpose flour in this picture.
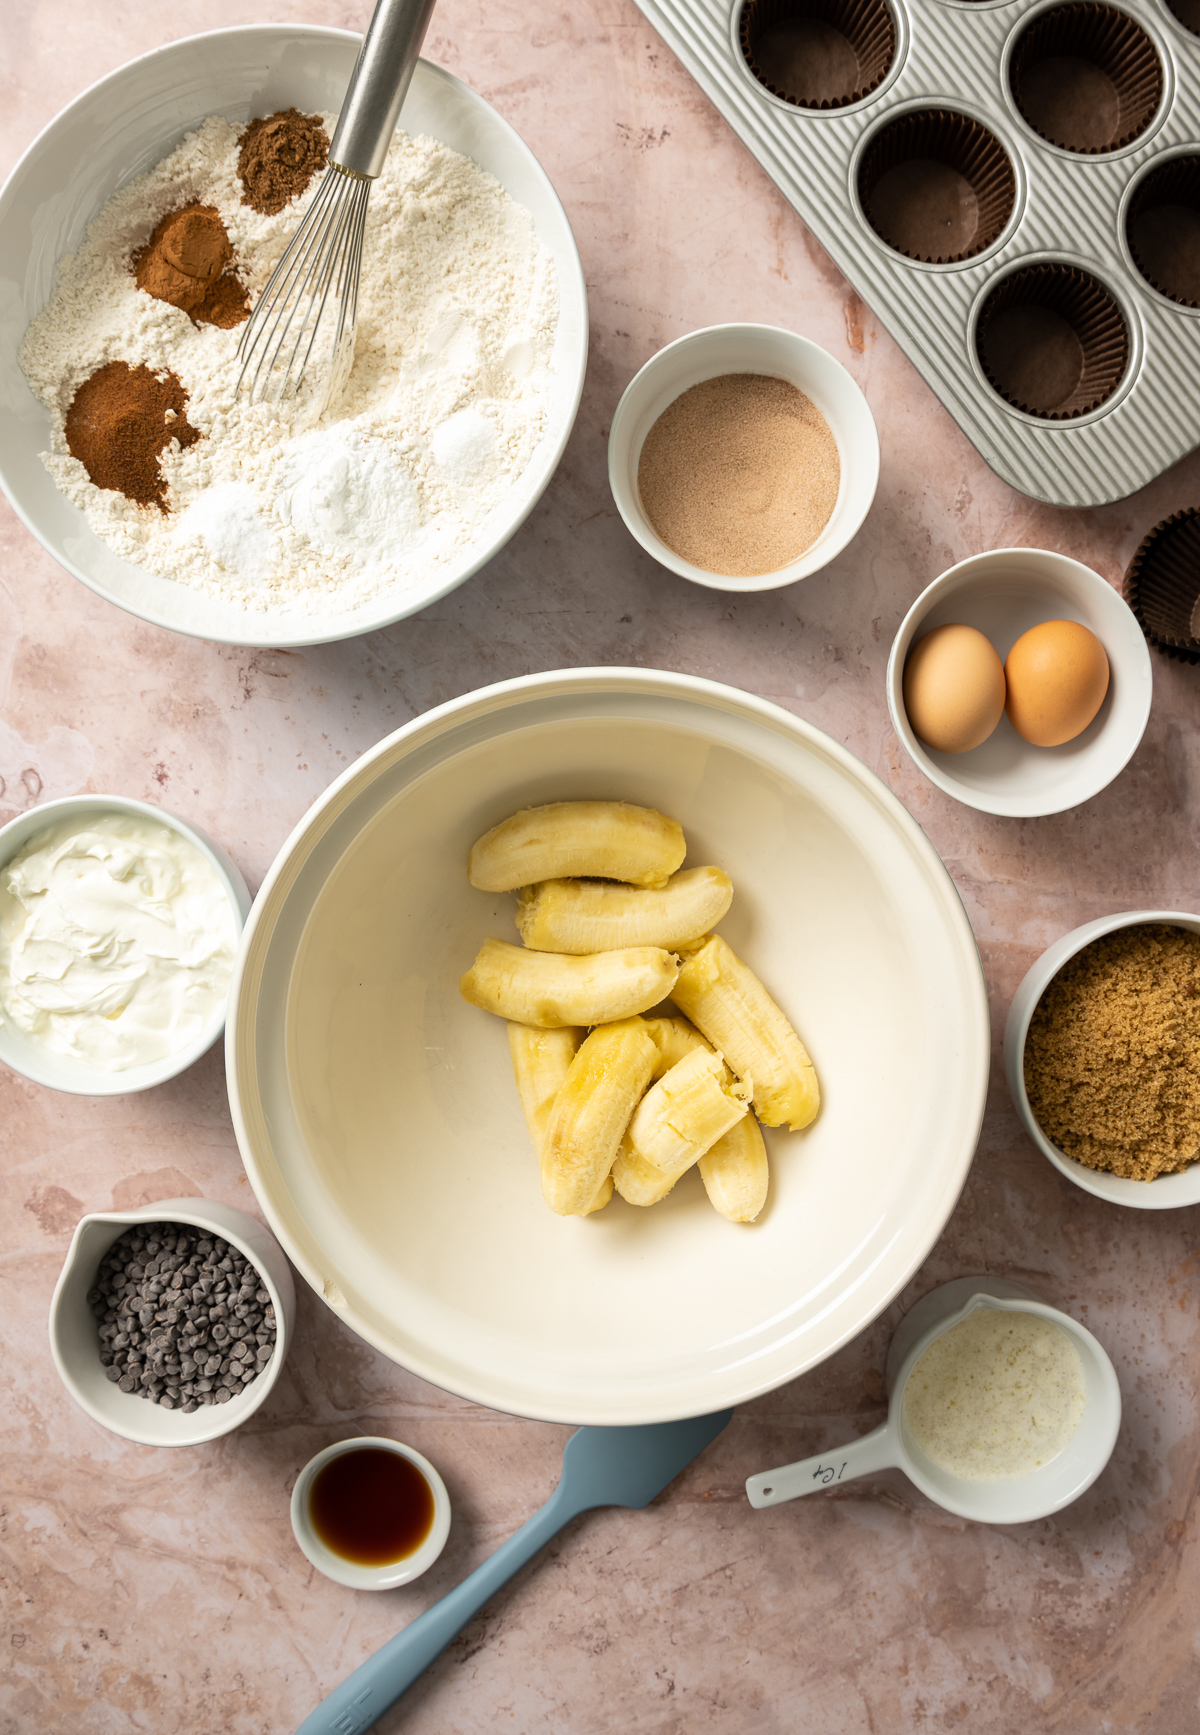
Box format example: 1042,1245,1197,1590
20,115,559,615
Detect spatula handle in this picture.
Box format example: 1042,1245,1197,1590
294,1483,581,1735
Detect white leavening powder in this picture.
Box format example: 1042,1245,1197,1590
902,1307,1086,1483
20,115,559,616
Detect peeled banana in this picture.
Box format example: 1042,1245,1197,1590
507,1023,610,1213
541,1018,658,1215
698,1115,769,1223
507,1022,582,1155
672,934,819,1131
516,866,733,954
461,938,680,1027
625,1045,749,1181
642,1013,712,1079
468,801,686,892
612,1138,678,1208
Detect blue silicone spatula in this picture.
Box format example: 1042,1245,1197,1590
295,1409,733,1735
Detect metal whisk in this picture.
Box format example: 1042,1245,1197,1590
237,0,437,408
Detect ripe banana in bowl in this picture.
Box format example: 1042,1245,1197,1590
623,1045,750,1182
469,800,686,892
460,938,680,1026
516,866,733,953
507,1023,611,1213
612,1139,679,1208
698,1115,770,1223
541,1017,658,1215
672,935,820,1131
642,1014,712,1077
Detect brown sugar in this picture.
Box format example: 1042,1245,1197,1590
636,373,840,577
134,203,249,328
238,109,330,216
1023,923,1200,1181
64,361,201,512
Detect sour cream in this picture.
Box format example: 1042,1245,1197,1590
0,812,238,1072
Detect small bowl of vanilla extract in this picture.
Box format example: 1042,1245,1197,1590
290,1436,451,1590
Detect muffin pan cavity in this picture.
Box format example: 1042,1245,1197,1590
1126,155,1200,304
649,0,1200,504
739,0,897,109
1009,3,1163,155
977,265,1129,418
859,109,1016,262
1164,0,1200,39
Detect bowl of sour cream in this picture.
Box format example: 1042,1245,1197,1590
0,795,249,1093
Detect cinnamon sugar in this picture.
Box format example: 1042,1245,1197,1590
636,373,840,577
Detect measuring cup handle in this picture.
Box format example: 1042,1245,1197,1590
745,1424,897,1509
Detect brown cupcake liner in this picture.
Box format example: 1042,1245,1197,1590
1010,3,1163,154
1123,509,1200,663
976,264,1129,419
1165,0,1200,38
740,0,896,111
1126,156,1200,306
857,109,1016,263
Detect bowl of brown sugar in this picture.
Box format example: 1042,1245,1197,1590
1004,912,1200,1208
607,324,879,592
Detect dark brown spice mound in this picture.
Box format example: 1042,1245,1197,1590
238,109,330,216
1024,923,1200,1180
65,361,201,512
133,203,249,328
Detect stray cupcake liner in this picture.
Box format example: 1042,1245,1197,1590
976,264,1129,419
1124,509,1200,663
740,0,896,110
1010,2,1163,154
1126,156,1200,306
858,109,1016,264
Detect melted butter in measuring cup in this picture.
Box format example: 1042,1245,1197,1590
0,812,237,1071
903,1307,1086,1483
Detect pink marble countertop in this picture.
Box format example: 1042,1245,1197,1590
4,3,1200,1730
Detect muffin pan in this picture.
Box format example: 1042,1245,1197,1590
633,0,1200,505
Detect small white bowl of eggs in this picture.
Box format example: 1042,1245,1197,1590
886,549,1153,818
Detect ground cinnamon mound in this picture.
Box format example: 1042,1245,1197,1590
134,203,249,327
1024,923,1200,1181
238,109,329,216
64,361,201,511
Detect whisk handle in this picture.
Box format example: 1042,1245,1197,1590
329,0,438,178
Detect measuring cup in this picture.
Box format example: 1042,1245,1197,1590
745,1277,1121,1524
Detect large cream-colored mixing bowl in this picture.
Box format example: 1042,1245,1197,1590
0,26,587,647
227,669,989,1424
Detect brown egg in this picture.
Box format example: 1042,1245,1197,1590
902,623,1007,754
1004,620,1109,747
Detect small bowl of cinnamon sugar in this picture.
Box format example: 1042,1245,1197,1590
1004,911,1200,1208
607,324,879,592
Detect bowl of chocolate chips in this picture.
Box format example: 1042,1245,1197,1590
49,1198,295,1446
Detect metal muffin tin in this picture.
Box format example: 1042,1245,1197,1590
632,0,1200,506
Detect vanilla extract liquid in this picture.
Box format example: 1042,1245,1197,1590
310,1447,435,1566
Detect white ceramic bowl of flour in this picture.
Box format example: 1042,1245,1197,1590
0,27,587,647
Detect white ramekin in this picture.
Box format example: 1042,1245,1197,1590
0,794,250,1095
48,1197,295,1447
886,547,1152,817
1004,910,1200,1208
291,1437,451,1590
607,323,879,592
